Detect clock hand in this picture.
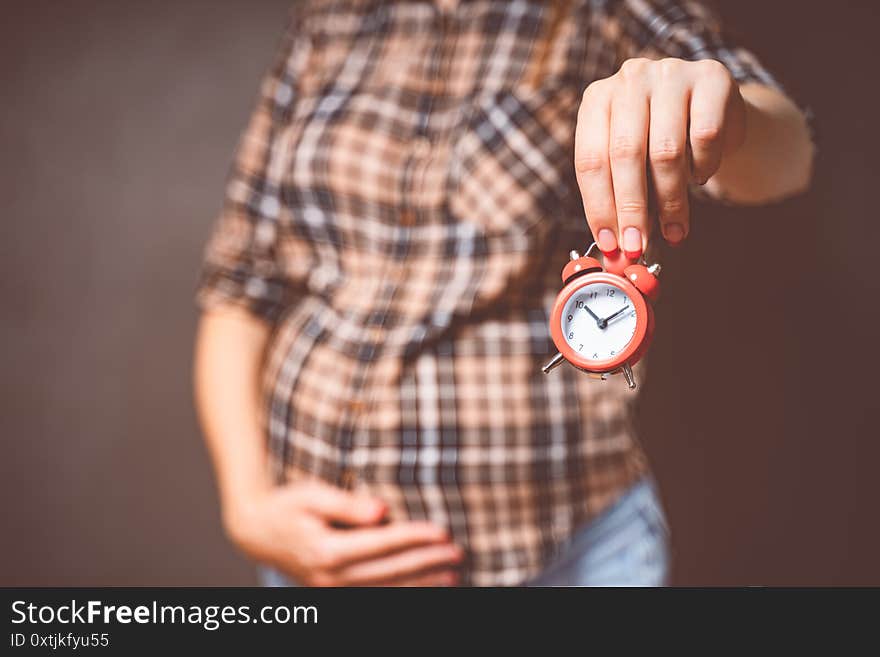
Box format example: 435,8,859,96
598,305,630,329
581,304,603,327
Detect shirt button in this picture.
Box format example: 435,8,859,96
411,136,432,158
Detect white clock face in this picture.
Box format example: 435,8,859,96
561,282,638,362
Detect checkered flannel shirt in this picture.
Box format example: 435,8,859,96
198,0,780,585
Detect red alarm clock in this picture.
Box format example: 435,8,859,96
542,244,661,390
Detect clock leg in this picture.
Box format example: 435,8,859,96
622,363,637,390
542,352,565,374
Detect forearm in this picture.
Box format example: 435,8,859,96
706,82,815,205
193,307,273,525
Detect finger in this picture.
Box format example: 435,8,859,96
295,481,386,526
609,68,650,259
648,81,690,245
334,543,464,586
688,60,735,185
574,80,618,255
324,521,451,567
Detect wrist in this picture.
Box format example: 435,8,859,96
707,83,814,204
217,467,273,536
221,484,272,550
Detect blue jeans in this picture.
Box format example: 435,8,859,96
260,477,670,587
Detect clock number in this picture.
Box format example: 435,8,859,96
568,332,574,339
576,301,584,309
567,314,573,321
578,344,583,351
606,289,615,297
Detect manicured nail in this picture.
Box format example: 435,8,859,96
690,165,706,186
597,228,618,255
663,223,685,245
622,226,642,258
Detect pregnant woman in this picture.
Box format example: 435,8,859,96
194,0,813,586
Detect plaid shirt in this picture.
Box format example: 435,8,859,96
198,0,778,585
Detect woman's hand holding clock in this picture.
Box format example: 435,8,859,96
575,57,748,258
559,58,810,384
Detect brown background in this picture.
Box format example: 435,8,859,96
2,0,878,586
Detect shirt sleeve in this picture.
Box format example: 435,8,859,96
608,0,782,89
196,12,311,323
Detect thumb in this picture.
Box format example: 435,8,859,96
296,480,387,526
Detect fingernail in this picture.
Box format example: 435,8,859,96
692,170,710,186
596,228,618,255
622,226,642,258
663,223,685,244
